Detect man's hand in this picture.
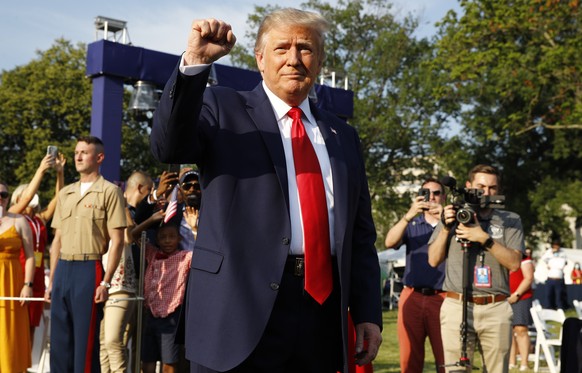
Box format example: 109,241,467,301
185,18,237,65
454,214,488,244
440,205,456,230
44,285,52,303
94,284,109,303
354,322,382,366
403,196,429,222
157,171,180,198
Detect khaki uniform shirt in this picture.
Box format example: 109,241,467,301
52,175,127,256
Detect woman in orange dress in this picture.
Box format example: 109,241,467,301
0,181,35,372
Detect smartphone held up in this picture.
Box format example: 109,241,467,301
47,145,58,158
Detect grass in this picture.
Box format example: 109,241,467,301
373,308,577,372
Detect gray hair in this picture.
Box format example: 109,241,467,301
254,8,329,56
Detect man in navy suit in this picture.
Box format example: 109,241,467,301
150,8,383,373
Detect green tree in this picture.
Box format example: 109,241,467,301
0,39,166,204
230,0,452,244
0,39,92,198
431,0,582,244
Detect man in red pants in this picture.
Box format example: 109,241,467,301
385,178,447,373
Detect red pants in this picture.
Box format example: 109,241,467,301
397,287,445,373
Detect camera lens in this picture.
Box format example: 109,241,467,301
456,208,473,224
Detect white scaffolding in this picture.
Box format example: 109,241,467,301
94,16,131,44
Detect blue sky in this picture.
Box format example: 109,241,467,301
0,0,462,72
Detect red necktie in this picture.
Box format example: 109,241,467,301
288,107,333,305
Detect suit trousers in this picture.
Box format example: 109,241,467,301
190,265,342,373
439,297,513,373
397,287,445,373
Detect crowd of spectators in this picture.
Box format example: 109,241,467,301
0,140,201,372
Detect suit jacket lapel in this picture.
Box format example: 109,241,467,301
312,105,348,255
245,85,290,211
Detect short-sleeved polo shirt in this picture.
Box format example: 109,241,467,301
429,209,525,296
400,214,445,289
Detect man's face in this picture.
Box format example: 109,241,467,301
180,177,201,198
466,172,499,196
74,141,103,174
255,25,323,106
139,183,154,201
422,181,445,204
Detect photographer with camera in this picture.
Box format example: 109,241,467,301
428,164,523,373
384,178,446,373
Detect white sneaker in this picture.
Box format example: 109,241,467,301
508,364,517,370
519,365,528,371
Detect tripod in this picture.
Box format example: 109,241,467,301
441,239,477,372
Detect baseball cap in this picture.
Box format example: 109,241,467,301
179,170,199,184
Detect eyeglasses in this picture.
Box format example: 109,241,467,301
0,191,9,199
430,190,442,196
181,182,200,191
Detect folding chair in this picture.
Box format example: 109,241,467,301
531,298,541,310
529,306,565,373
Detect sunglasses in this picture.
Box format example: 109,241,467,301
181,182,200,191
430,190,441,196
0,191,9,199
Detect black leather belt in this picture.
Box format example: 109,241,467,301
411,287,444,296
285,256,305,277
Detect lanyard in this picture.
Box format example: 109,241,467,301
24,215,41,250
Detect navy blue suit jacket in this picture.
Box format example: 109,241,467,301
150,65,382,372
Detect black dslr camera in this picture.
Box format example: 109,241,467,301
441,176,505,225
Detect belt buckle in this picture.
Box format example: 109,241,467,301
478,295,494,305
294,257,304,276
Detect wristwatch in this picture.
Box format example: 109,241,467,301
24,282,34,287
483,237,495,250
99,280,111,289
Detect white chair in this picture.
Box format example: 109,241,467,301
573,299,582,319
531,298,541,310
529,306,566,373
